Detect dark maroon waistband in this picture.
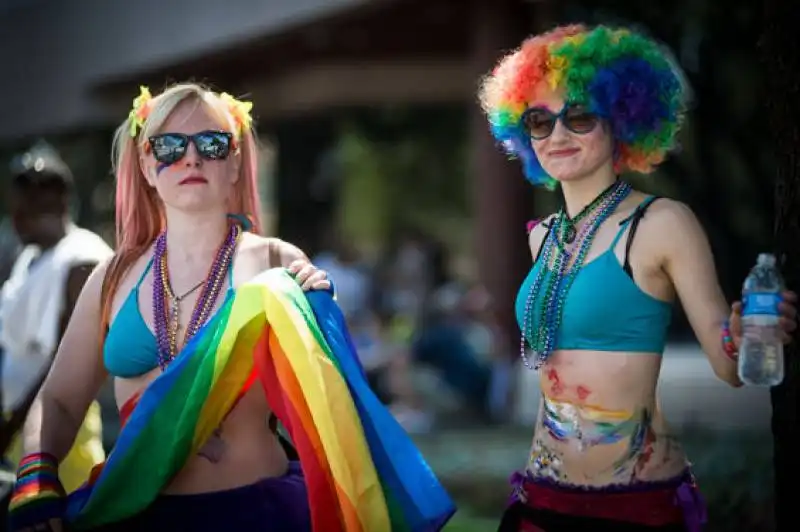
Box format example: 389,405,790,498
509,470,707,531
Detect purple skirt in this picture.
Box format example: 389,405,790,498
91,461,310,531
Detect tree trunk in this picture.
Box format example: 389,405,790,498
760,0,800,529
469,0,532,358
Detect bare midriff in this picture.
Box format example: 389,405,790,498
525,349,688,487
114,372,289,495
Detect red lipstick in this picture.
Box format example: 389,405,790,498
178,176,208,185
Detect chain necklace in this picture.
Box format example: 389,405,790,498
173,279,205,301
519,180,632,369
152,223,241,369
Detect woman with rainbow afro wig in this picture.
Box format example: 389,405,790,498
481,24,798,532
481,23,687,190
5,82,455,532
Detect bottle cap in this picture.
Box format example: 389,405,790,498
757,253,776,267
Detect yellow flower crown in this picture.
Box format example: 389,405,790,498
128,86,254,138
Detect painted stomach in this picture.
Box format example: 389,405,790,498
525,349,689,487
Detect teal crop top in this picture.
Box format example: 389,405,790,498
103,259,234,378
515,197,672,354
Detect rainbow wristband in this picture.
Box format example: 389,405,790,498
8,452,66,530
721,320,738,361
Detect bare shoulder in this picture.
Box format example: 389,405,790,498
642,198,702,233
639,198,707,256
105,249,155,303
238,232,273,253
238,232,308,269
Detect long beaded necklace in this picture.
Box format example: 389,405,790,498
557,180,619,245
152,223,241,369
519,180,632,369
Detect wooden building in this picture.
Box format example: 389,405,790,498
0,0,555,349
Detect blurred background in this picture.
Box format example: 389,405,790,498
0,0,783,530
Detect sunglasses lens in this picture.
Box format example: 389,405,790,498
564,107,598,134
194,131,231,160
150,134,188,164
523,110,556,140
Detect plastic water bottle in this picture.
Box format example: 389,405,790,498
738,253,785,386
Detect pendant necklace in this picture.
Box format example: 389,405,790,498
152,223,241,462
558,180,620,245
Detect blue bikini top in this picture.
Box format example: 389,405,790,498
103,259,234,378
515,196,672,354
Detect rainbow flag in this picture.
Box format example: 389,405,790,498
65,269,455,530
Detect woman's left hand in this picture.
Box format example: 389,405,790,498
288,259,331,292
729,290,798,346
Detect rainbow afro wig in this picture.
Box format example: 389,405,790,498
478,24,690,189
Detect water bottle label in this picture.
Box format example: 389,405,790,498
742,292,782,316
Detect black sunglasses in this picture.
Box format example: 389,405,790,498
521,105,599,140
148,130,233,165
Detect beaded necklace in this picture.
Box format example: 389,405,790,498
153,223,241,369
557,180,619,245
519,180,632,369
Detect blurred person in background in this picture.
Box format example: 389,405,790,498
0,216,21,457
377,227,434,340
410,241,494,421
313,230,433,431
479,24,797,531
0,217,21,289
0,142,111,497
7,84,453,532
460,284,515,422
350,307,433,434
311,226,371,321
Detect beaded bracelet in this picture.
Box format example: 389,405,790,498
8,452,66,530
721,320,738,361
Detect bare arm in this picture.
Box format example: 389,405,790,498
22,259,111,458
657,201,741,387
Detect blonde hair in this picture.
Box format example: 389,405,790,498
100,83,263,341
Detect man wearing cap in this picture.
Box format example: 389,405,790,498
0,142,111,495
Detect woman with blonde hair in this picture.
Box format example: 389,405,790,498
7,83,454,531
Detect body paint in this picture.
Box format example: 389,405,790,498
546,368,564,396
660,435,682,466
610,409,653,477
576,385,591,401
536,393,680,482
527,438,564,481
541,394,638,450
156,162,172,175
